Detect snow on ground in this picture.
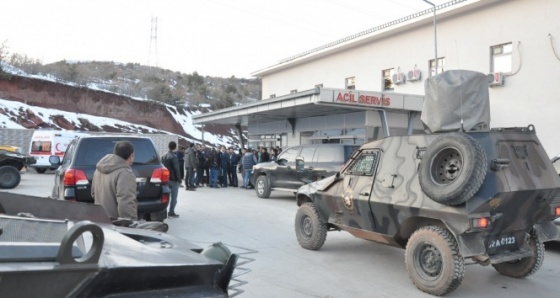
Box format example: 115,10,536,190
0,98,234,146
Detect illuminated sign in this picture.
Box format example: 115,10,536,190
334,91,391,107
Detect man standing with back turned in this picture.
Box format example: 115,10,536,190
92,141,137,221
161,141,181,218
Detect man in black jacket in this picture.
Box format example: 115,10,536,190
228,148,240,187
161,141,181,218
185,143,198,191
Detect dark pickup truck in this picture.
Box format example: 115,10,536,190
250,144,357,198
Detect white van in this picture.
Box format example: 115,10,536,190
29,130,86,173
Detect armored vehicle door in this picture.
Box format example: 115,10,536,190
333,149,379,231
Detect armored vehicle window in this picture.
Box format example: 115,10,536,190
346,151,378,176
300,147,316,163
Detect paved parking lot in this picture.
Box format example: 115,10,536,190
4,172,560,297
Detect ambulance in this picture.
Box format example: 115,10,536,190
29,130,86,173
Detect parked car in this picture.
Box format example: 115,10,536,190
250,144,358,198
50,135,170,221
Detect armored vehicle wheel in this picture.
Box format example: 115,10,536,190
419,133,487,206
492,230,544,278
295,202,327,250
405,226,464,296
35,168,47,174
256,175,271,198
0,166,21,189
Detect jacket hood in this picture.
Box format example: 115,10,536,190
96,154,130,174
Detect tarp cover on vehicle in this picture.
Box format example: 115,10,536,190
421,70,491,133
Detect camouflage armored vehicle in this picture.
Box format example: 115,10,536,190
294,70,560,296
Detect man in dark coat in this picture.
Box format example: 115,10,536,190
242,148,257,189
176,146,185,187
184,143,198,191
207,147,221,188
196,145,206,187
259,147,270,163
161,141,181,218
228,148,240,187
219,146,230,188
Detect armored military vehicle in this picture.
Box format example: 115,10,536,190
294,70,560,296
0,149,36,189
0,193,237,297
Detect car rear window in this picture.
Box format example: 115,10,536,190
74,138,159,166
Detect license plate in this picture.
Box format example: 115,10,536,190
487,235,517,251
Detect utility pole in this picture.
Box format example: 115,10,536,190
423,0,438,75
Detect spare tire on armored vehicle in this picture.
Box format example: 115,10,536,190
418,133,488,206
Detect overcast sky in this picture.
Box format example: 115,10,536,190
1,0,449,78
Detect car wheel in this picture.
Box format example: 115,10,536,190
0,165,21,189
418,133,487,206
405,226,464,296
492,230,544,277
35,168,47,174
295,202,327,250
256,175,271,198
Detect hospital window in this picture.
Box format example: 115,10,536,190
345,77,355,90
429,57,445,76
491,43,512,73
382,69,394,91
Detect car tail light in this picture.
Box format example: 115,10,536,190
151,167,170,184
471,217,490,229
555,207,560,217
161,193,169,204
64,169,89,186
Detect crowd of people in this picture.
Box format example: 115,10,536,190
171,144,282,192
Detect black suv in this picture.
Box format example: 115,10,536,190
251,144,357,198
50,136,170,221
